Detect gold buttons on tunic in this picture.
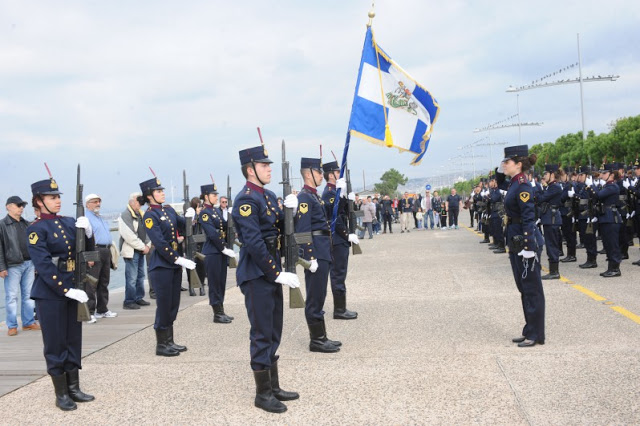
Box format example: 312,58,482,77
53,275,57,280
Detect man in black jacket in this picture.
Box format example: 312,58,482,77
381,196,394,233
0,196,39,336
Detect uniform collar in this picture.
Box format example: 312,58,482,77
511,173,527,183
303,184,317,194
203,203,213,209
327,183,336,189
246,181,264,194
40,213,57,220
149,204,163,210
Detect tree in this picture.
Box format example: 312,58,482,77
374,168,408,196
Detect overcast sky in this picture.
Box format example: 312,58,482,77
1,0,638,214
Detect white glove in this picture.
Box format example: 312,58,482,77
530,181,536,187
65,288,89,303
222,248,237,260
626,213,631,219
75,216,93,238
348,234,360,244
518,250,536,259
185,207,196,218
275,272,300,289
535,219,541,225
309,259,318,273
335,178,347,192
585,176,593,187
632,178,638,186
623,179,630,189
630,211,636,218
591,217,598,223
568,188,575,198
500,190,507,196
347,192,356,201
284,194,298,210
599,179,606,187
174,256,196,270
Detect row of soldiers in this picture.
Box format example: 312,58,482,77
471,159,640,277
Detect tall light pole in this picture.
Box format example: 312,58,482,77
577,33,586,142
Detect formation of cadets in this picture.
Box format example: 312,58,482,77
26,142,362,414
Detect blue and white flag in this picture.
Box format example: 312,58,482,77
348,27,440,165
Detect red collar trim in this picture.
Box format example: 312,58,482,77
304,185,317,194
246,181,265,194
40,213,57,220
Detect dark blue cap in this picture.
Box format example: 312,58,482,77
200,184,218,195
578,165,591,174
139,177,164,196
600,163,615,172
31,178,62,196
502,145,528,161
239,146,273,166
301,157,322,171
322,161,339,173
544,164,559,173
613,162,625,170
6,195,28,206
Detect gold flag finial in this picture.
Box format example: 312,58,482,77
367,1,375,27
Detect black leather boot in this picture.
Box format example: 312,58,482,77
479,238,490,244
253,370,287,413
270,360,299,401
66,368,95,403
632,258,640,266
308,322,340,353
579,255,598,269
493,243,506,254
51,373,77,411
212,304,232,324
560,247,577,262
602,262,621,278
542,262,560,280
168,326,187,352
156,328,180,357
222,304,234,321
199,284,206,296
321,320,342,347
599,261,613,277
333,294,357,320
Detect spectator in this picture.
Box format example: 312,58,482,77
0,196,39,336
372,197,381,234
432,191,443,228
85,194,118,322
392,197,399,222
361,196,376,239
440,203,448,229
412,194,421,228
416,208,424,229
421,190,435,230
118,192,151,310
381,195,394,233
445,189,462,229
399,192,413,233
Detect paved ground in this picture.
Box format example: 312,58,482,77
1,225,639,425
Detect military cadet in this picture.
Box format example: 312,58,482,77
616,162,633,260
199,183,238,323
585,163,623,277
488,176,506,253
321,160,360,320
27,176,96,411
140,176,196,356
537,165,563,280
296,157,342,353
499,145,545,347
559,167,578,263
232,145,300,414
631,159,640,266
574,167,599,269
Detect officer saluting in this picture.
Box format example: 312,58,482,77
232,145,300,414
27,175,96,411
140,175,196,357
321,160,359,320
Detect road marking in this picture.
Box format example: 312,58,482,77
610,306,640,325
571,285,607,302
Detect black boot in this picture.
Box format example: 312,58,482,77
66,368,94,403
51,374,77,411
253,370,287,413
602,263,622,278
333,293,357,320
579,255,598,269
542,262,560,280
168,326,187,352
599,261,612,276
560,247,577,263
199,284,206,296
270,360,299,401
308,322,340,353
212,304,232,324
222,304,234,321
633,259,640,266
156,328,180,357
479,238,490,244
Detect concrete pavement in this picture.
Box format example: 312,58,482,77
1,226,639,424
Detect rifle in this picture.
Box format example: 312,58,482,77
182,170,202,291
74,165,99,322
281,139,310,309
225,175,238,268
345,169,363,255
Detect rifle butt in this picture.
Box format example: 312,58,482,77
228,257,238,269
77,302,91,322
289,287,305,309
189,269,202,289
352,244,363,255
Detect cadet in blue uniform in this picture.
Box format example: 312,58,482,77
232,145,300,414
296,157,342,353
199,183,238,323
585,164,623,277
27,177,96,411
632,159,640,266
559,168,578,263
615,162,633,260
499,145,545,347
140,177,196,357
574,167,599,269
488,176,506,253
538,165,563,280
321,161,360,320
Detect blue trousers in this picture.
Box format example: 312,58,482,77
124,252,146,305
304,259,330,324
561,215,577,251
3,260,35,329
490,216,504,244
240,278,283,371
149,267,182,330
205,253,227,306
509,246,545,342
330,243,349,296
35,298,82,376
543,224,561,263
601,222,622,264
578,220,598,258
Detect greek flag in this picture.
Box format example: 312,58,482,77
348,27,440,165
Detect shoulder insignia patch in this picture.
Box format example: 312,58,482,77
239,204,252,217
519,192,530,203
202,214,209,222
299,203,309,214
145,218,154,229
29,232,38,245
518,175,526,184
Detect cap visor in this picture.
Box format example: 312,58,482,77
254,159,273,164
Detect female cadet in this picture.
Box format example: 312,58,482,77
27,177,96,411
139,176,197,356
499,145,546,347
585,164,623,277
199,182,238,323
538,165,563,279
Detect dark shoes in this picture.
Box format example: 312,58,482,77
632,259,640,266
167,326,187,352
155,328,180,357
66,368,95,403
333,294,358,320
212,304,233,324
512,336,526,343
51,374,76,411
542,262,560,280
123,303,140,310
308,321,340,353
270,360,299,402
493,247,506,254
579,257,597,269
560,255,577,263
253,370,287,413
600,262,621,278
479,239,490,244
136,299,151,306
518,339,545,347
